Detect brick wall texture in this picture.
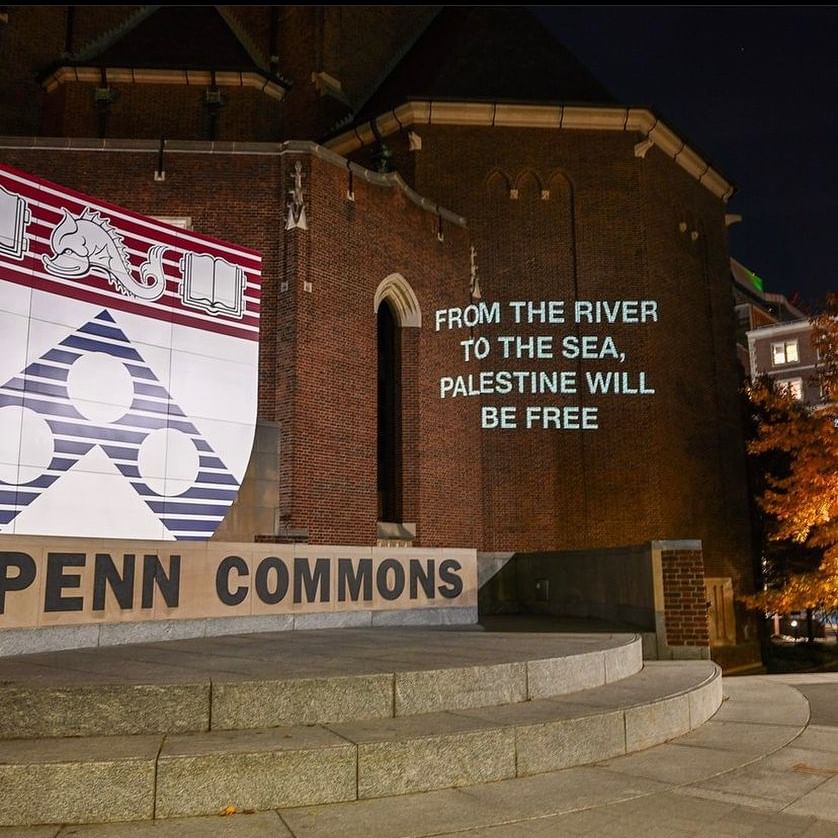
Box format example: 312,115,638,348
0,6,756,628
661,549,711,647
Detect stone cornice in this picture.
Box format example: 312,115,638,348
326,101,735,202
42,66,288,102
0,137,466,227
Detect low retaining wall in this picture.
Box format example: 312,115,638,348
0,536,478,655
479,540,710,660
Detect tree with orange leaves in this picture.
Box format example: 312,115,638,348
742,293,838,618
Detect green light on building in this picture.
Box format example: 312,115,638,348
746,269,764,292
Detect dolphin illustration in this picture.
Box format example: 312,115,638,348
42,208,167,301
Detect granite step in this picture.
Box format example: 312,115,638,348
2,677,809,838
0,660,721,826
0,629,642,738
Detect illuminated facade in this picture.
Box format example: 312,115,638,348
0,7,758,655
732,257,806,376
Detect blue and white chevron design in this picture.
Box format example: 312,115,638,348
0,309,240,540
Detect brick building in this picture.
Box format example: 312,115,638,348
731,257,807,377
747,320,822,406
0,7,756,653
728,259,822,407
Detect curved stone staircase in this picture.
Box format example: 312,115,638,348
0,629,721,827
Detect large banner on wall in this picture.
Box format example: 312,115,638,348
0,164,261,540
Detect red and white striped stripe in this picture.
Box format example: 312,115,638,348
0,163,262,342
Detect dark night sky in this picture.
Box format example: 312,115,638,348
532,6,838,311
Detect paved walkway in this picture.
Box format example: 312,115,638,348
3,672,838,837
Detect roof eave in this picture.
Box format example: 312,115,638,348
41,65,290,102
325,100,736,203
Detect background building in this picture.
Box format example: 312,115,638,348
731,258,824,408
746,308,830,414
747,321,821,405
731,258,805,374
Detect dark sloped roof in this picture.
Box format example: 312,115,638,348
354,7,616,123
72,6,265,73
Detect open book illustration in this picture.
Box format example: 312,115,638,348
179,252,247,319
0,184,31,261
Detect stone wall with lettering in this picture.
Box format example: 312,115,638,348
0,535,477,646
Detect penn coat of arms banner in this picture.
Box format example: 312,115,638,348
0,163,261,540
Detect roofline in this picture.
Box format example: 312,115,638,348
345,7,441,127
730,257,806,319
216,6,275,76
762,291,805,315
41,66,289,101
0,136,466,228
735,288,806,322
746,320,812,339
69,5,159,63
53,5,292,93
730,256,808,320
325,100,736,202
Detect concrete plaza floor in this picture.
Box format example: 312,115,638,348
2,671,838,837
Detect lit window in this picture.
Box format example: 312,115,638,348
777,377,803,400
771,339,799,365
